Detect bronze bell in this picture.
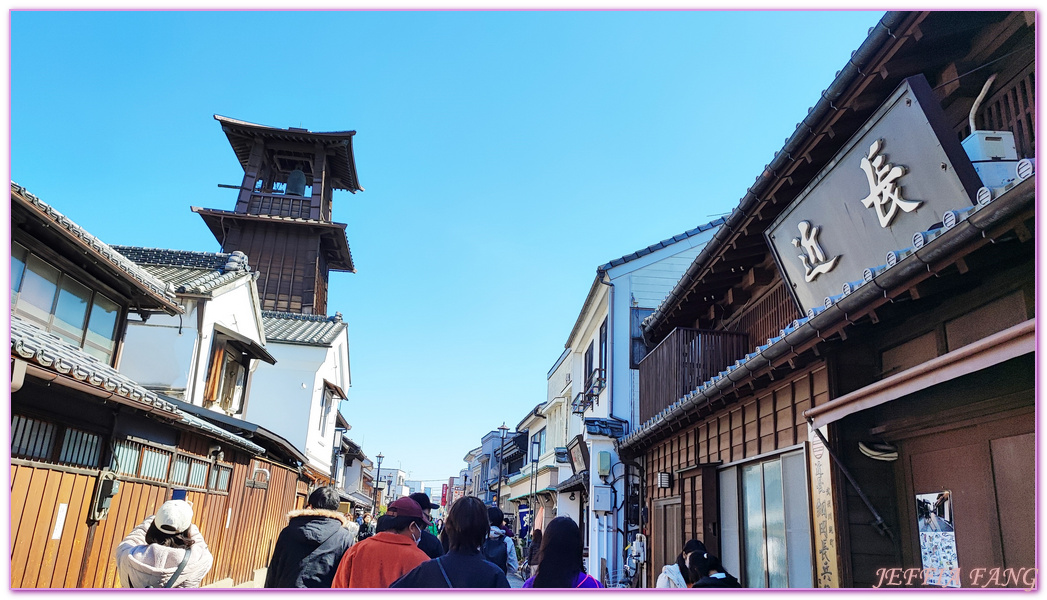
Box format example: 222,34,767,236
286,168,307,196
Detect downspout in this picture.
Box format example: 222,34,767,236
597,268,630,585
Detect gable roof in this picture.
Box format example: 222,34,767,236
112,246,254,296
11,182,182,315
565,218,726,348
598,217,727,272
262,311,346,346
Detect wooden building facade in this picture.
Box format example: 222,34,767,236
619,11,1034,589
10,183,314,588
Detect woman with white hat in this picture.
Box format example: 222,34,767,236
115,499,215,588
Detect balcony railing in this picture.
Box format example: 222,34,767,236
571,368,606,414
242,191,330,221
638,328,749,424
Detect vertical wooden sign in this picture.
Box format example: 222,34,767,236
808,425,841,588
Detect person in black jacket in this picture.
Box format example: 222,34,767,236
391,496,510,588
686,550,742,588
264,487,356,588
408,493,446,560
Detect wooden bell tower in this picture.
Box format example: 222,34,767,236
193,115,363,315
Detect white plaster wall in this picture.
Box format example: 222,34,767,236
301,330,350,472
119,300,200,396
247,342,329,463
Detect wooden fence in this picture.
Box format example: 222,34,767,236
11,430,305,588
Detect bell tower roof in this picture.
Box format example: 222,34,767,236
214,114,364,193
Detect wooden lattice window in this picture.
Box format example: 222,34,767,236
11,415,56,461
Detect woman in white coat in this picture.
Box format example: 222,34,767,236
115,499,214,588
655,539,706,588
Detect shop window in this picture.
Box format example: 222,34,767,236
11,242,122,364
203,337,248,416
719,449,812,588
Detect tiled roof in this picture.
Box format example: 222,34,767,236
11,314,264,454
620,177,1035,454
555,470,589,493
11,182,181,313
598,217,727,272
262,311,346,346
112,246,253,296
584,418,627,439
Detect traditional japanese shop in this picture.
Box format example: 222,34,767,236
618,10,1034,588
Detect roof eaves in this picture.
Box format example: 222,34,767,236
621,178,1033,455
641,11,910,339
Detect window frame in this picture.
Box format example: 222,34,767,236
11,241,125,364
203,335,250,416
718,446,813,588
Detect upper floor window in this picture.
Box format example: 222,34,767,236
599,318,608,375
203,339,247,416
319,389,334,437
531,428,547,461
11,242,122,364
584,342,594,383
630,308,655,369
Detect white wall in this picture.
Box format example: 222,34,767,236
120,300,201,396
247,342,330,466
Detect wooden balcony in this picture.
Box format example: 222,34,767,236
243,191,330,221
638,328,749,424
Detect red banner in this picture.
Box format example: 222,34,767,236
441,483,448,506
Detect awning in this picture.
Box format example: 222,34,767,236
805,319,1034,429
213,324,277,365
555,471,589,494
508,487,557,502
326,380,348,401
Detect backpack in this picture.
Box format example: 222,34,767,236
482,536,509,573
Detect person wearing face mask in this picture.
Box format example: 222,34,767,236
407,492,445,559
330,497,431,588
391,496,510,588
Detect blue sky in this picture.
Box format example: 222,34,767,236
11,10,882,481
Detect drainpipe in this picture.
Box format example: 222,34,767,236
597,268,631,584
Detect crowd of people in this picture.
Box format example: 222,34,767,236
114,487,739,589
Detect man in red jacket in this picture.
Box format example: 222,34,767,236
331,497,430,588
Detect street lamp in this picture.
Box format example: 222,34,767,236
372,453,384,515
496,422,509,510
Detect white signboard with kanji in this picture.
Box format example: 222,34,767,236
766,75,982,315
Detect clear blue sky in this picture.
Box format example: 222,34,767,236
11,10,881,481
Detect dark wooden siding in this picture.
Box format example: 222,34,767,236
644,364,828,586
222,223,324,314
723,281,800,352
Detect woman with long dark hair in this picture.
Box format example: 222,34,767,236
522,528,542,579
655,539,706,588
523,516,601,588
391,496,509,588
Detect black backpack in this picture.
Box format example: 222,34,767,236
482,536,509,573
